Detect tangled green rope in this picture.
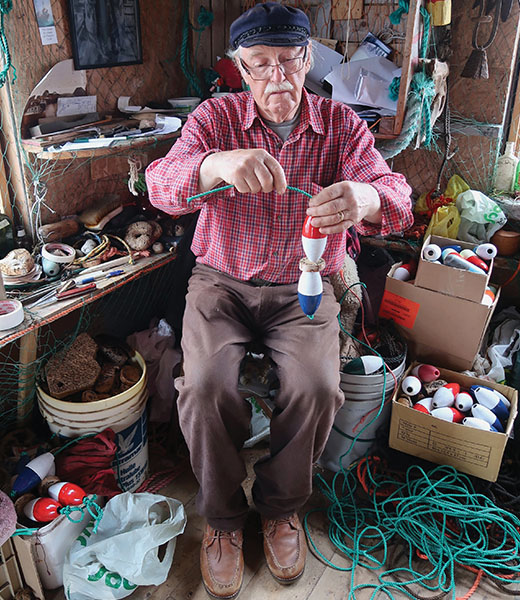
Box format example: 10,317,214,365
0,0,16,87
378,70,436,159
180,0,213,98
389,0,410,25
381,3,434,158
306,459,520,599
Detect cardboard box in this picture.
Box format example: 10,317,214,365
415,234,494,303
389,363,518,481
12,496,104,600
379,264,499,371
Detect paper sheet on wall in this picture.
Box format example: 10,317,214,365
324,55,401,114
33,0,57,45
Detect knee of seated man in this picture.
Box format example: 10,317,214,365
288,367,342,411
185,360,239,398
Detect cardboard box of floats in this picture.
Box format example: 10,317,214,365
379,234,498,373
389,363,518,482
379,234,516,481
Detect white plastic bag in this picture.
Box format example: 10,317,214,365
456,189,507,243
63,492,187,600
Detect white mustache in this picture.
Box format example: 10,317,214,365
264,81,294,95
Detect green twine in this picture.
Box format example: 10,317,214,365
11,527,38,537
180,0,211,98
388,77,401,102
0,0,16,87
60,495,104,533
52,432,96,455
186,184,312,203
389,0,409,25
196,6,214,29
11,495,104,539
419,6,431,61
387,3,431,102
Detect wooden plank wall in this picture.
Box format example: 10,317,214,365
193,0,520,197
392,3,520,196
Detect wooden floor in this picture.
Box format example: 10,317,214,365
50,442,508,600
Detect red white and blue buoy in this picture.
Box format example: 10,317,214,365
298,216,327,317
474,243,497,260
411,364,440,383
455,391,474,412
401,375,422,396
413,397,433,414
462,416,498,432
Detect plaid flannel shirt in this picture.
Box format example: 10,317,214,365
146,89,412,283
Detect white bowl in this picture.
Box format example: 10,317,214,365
168,97,201,113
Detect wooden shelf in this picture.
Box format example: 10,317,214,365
0,252,176,349
21,130,181,160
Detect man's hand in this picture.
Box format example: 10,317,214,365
306,181,382,235
199,149,287,194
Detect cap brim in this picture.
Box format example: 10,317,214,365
240,33,309,48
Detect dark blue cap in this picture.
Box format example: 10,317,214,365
229,2,311,50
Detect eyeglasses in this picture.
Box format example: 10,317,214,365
240,47,308,81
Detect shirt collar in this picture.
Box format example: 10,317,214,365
242,88,325,136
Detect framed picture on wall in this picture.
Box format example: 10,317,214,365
68,0,143,70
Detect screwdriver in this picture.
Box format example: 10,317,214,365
73,269,125,286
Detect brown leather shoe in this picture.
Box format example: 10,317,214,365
200,524,244,599
261,513,307,584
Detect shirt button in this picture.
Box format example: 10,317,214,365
276,215,282,222
273,251,279,257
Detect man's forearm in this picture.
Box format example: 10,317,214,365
198,152,224,192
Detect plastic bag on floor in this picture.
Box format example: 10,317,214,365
63,492,186,600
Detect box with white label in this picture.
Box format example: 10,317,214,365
389,363,517,481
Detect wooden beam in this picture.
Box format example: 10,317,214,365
508,83,520,151
17,328,38,424
393,0,423,136
0,81,31,233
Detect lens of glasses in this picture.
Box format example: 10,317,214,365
245,50,307,80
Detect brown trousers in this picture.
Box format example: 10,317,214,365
176,264,344,531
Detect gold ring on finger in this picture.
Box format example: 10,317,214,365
337,210,345,223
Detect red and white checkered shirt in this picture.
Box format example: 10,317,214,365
146,89,412,283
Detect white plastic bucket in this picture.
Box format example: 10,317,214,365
37,352,149,492
319,356,406,472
